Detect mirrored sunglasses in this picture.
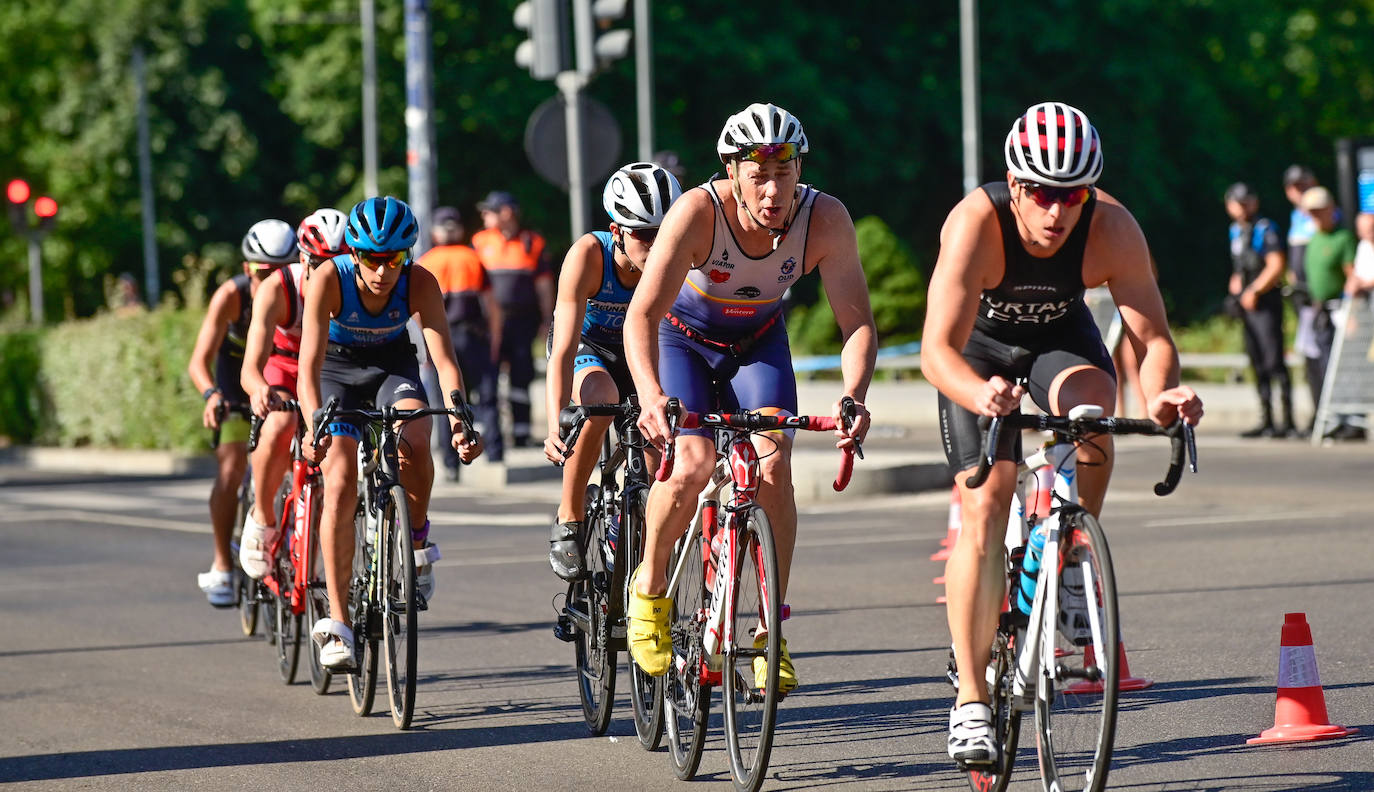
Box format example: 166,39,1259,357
1018,180,1091,209
740,142,801,165
353,249,406,270
625,227,658,244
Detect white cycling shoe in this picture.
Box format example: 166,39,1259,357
948,702,998,766
415,542,441,603
197,568,235,608
239,515,279,580
312,618,356,672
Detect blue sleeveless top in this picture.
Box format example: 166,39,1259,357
580,231,635,346
327,255,412,347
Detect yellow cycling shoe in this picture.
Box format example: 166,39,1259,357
752,634,798,694
626,565,673,677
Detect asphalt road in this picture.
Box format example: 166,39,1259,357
1,436,1371,791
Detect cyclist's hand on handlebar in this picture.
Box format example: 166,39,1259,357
975,376,1026,417
250,385,284,418
452,430,483,464
1149,385,1204,428
544,430,568,465
832,398,870,451
202,392,223,430
636,391,674,450
304,431,331,464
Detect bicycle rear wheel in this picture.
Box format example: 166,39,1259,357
625,488,664,750
1034,508,1119,792
664,525,710,780
723,506,781,792
304,485,331,694
965,629,1022,792
572,490,616,735
381,484,418,729
348,501,379,716
235,473,259,636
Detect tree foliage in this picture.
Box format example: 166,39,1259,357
3,0,1374,326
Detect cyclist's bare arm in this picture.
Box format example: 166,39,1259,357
1084,190,1202,426
240,268,289,417
410,266,480,459
299,263,341,455
188,280,241,429
545,234,604,460
809,194,878,444
922,192,1025,418
624,188,714,447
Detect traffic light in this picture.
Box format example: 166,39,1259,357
514,0,566,81
574,0,631,77
33,195,58,234
6,179,30,234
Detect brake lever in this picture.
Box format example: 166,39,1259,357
839,395,864,461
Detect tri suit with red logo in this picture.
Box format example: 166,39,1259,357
262,262,306,392
318,255,426,441
938,180,1117,470
659,181,819,436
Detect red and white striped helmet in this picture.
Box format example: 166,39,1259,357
297,208,350,258
1004,102,1103,187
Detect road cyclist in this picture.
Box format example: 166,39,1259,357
188,218,299,608
919,101,1203,769
298,196,483,673
622,102,877,699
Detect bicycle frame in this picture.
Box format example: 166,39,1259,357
261,414,323,616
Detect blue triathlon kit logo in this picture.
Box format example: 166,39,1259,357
388,309,401,321
778,256,797,283
347,312,360,322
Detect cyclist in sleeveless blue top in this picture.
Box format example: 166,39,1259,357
922,102,1203,766
299,196,484,672
543,162,682,581
623,104,876,690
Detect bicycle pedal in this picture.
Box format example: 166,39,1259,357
552,613,577,643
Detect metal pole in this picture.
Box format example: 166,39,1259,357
133,45,159,307
27,237,43,324
404,0,435,255
634,0,653,160
960,0,981,195
557,71,588,238
361,0,379,197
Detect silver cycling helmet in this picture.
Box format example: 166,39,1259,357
1004,101,1103,188
241,218,298,264
602,162,683,228
716,102,809,164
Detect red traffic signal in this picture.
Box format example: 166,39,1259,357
6,179,29,205
34,196,57,218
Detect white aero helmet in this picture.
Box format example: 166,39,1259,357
297,208,350,258
716,102,809,164
602,162,683,228
241,218,298,264
1004,101,1103,187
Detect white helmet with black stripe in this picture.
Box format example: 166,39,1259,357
1004,101,1103,187
241,218,298,265
716,102,809,164
602,162,683,229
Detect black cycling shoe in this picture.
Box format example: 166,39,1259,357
549,519,587,581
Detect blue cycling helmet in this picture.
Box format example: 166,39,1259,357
345,196,419,252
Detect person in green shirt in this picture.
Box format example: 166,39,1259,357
1298,186,1360,438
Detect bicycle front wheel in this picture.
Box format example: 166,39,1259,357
1034,508,1120,792
625,488,664,750
304,485,331,695
664,524,710,780
382,484,419,729
572,489,616,735
235,473,259,636
348,499,379,716
723,505,782,792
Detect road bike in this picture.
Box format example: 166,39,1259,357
958,403,1196,792
553,396,663,746
318,390,479,730
247,399,331,692
658,396,859,792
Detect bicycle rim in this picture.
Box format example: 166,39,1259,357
1034,509,1119,792
275,591,302,684
665,526,709,780
724,506,781,792
965,634,1022,792
348,501,378,716
625,488,664,750
235,480,259,636
382,484,418,729
573,503,616,735
305,489,331,695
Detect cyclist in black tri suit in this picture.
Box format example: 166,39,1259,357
921,102,1203,766
188,219,298,607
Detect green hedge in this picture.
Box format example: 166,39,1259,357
0,306,208,452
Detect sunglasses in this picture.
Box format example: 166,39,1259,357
305,253,333,270
248,262,283,276
1018,180,1091,209
739,142,801,165
624,227,658,244
353,249,406,270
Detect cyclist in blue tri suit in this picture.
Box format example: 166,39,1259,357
543,162,682,580
299,196,483,671
623,104,876,691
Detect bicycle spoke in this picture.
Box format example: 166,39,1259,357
665,525,709,780
381,484,418,730
724,506,781,792
624,488,664,750
573,499,616,735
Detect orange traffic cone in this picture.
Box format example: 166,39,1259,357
1066,641,1153,693
930,485,960,562
1248,613,1357,744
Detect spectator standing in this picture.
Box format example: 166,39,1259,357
1299,186,1361,439
1224,182,1294,437
1345,212,1374,297
417,206,505,471
472,191,553,448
